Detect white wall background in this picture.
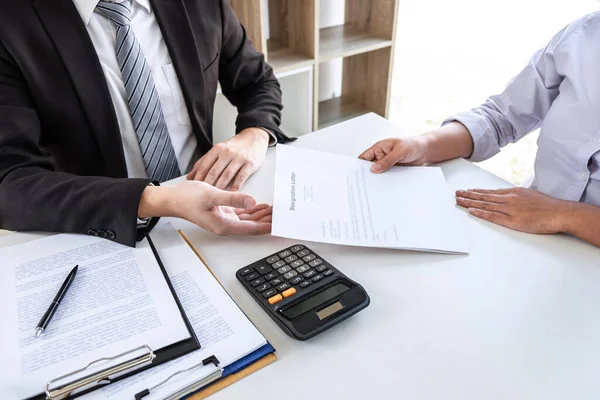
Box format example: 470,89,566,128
389,0,600,185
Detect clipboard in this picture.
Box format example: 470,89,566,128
130,231,277,400
27,234,200,400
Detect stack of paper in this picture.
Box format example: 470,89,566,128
86,223,270,399
0,223,271,399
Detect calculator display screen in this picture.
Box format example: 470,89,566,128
282,283,350,319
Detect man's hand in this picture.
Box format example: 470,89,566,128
359,137,430,173
187,128,269,191
455,187,571,234
139,181,272,236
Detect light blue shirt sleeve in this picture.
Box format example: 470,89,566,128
443,26,569,162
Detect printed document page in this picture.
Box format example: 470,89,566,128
272,145,469,254
83,223,268,400
0,233,191,399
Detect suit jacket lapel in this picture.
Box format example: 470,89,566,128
151,0,210,151
34,0,127,178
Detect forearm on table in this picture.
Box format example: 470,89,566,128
559,202,600,247
421,121,474,164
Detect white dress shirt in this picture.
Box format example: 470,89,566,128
73,0,197,178
73,0,276,179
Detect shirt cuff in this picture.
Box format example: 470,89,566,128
442,111,501,162
256,127,278,147
137,183,155,229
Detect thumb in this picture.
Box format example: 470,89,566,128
372,148,406,173
211,189,257,209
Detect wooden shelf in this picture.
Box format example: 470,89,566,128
318,96,368,129
218,0,400,137
267,40,315,74
319,24,393,63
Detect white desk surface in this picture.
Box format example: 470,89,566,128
3,113,600,400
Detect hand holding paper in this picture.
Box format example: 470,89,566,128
272,145,470,254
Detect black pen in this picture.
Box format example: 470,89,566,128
34,265,79,338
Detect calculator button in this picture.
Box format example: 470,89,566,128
240,267,254,276
290,276,304,285
312,275,323,282
282,287,297,298
323,269,334,277
264,272,278,280
309,259,323,267
303,270,316,279
284,271,298,280
270,277,284,286
245,272,260,281
299,280,312,288
296,265,310,273
256,265,273,275
303,254,316,262
266,256,280,264
251,278,265,287
291,245,304,253
279,250,292,258
263,288,278,298
290,260,304,268
273,260,286,268
277,265,292,274
277,283,291,292
297,250,310,257
268,294,283,304
284,255,298,263
256,283,271,293
316,264,328,273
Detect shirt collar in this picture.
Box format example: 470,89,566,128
72,0,151,26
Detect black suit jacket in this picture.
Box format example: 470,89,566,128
0,0,288,246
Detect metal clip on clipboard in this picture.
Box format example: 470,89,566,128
134,355,222,400
45,345,156,400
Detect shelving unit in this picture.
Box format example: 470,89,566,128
213,0,399,140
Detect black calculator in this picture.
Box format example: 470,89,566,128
236,245,370,340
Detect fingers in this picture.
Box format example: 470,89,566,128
461,188,513,195
372,147,406,174
456,197,507,213
187,150,219,181
215,159,244,190
203,157,231,186
455,189,510,203
237,205,273,222
222,220,272,236
467,208,513,229
258,215,272,223
211,189,257,209
359,145,377,161
235,203,270,215
230,164,254,192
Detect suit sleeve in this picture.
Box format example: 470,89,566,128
218,0,291,142
0,41,152,247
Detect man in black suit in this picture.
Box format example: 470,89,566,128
0,0,289,246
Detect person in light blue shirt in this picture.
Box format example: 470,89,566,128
360,13,600,247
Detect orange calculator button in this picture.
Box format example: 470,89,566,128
268,294,283,304
282,288,296,298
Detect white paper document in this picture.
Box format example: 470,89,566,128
272,145,469,254
0,233,191,399
83,223,268,400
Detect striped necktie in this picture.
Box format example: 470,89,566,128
96,0,181,182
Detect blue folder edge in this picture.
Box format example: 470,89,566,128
182,343,275,400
